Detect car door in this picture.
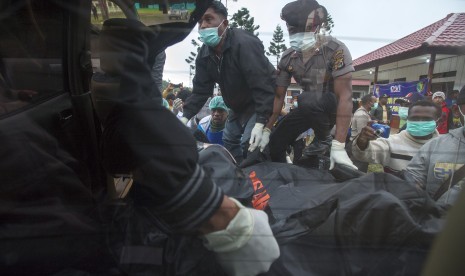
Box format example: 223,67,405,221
0,0,114,274
0,0,210,274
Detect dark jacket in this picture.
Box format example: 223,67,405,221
371,104,392,122
183,28,275,124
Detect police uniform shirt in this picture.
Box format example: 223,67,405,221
276,36,354,93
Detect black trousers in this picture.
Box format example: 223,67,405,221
269,92,337,163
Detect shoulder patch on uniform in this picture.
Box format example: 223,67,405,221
332,49,345,71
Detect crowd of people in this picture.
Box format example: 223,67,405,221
150,0,465,274
4,0,465,274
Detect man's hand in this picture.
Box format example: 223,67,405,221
173,98,183,112
356,123,378,150
202,198,280,276
258,127,271,152
330,140,357,170
248,123,264,152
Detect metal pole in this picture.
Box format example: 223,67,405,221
427,53,436,94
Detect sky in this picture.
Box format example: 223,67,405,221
163,0,465,86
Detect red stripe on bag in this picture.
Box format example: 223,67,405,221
249,171,270,210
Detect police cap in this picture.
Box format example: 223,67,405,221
281,0,321,31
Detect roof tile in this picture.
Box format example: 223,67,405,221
354,13,465,67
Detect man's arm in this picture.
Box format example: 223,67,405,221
352,133,391,165
162,83,173,99
265,86,287,130
334,72,353,143
151,50,166,93
183,51,215,120
238,36,275,124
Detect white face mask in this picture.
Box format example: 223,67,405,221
289,32,317,51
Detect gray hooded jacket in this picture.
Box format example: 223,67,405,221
405,127,465,204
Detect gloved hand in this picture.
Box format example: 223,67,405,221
258,127,271,152
203,198,280,276
330,140,357,170
248,123,264,152
179,116,189,125
173,98,183,112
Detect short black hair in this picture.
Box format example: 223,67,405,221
209,1,228,18
360,94,374,105
176,89,191,102
165,93,175,101
408,100,441,118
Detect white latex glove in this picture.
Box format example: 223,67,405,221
259,127,271,152
203,198,280,276
179,116,189,125
330,140,358,170
248,123,264,152
173,98,183,112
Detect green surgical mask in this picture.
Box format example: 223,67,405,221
373,102,379,109
199,20,226,47
398,107,408,119
406,120,436,137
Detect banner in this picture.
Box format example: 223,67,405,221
373,79,428,114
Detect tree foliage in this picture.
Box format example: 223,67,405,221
185,39,201,80
324,13,335,34
266,25,287,66
229,8,260,36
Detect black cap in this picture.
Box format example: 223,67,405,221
281,0,321,32
457,85,465,105
380,93,389,98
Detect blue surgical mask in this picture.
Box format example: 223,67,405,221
293,101,298,108
406,120,436,137
289,32,317,51
373,102,379,109
398,107,408,119
199,20,226,47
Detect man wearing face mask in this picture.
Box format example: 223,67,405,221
405,86,465,204
352,100,440,176
371,93,392,125
351,94,377,141
180,1,275,164
263,0,357,171
348,94,377,172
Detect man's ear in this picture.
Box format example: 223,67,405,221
223,19,229,27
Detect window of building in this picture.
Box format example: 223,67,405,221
431,81,455,94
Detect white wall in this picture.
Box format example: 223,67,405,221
375,55,465,90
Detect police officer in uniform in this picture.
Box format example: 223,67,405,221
259,0,357,170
